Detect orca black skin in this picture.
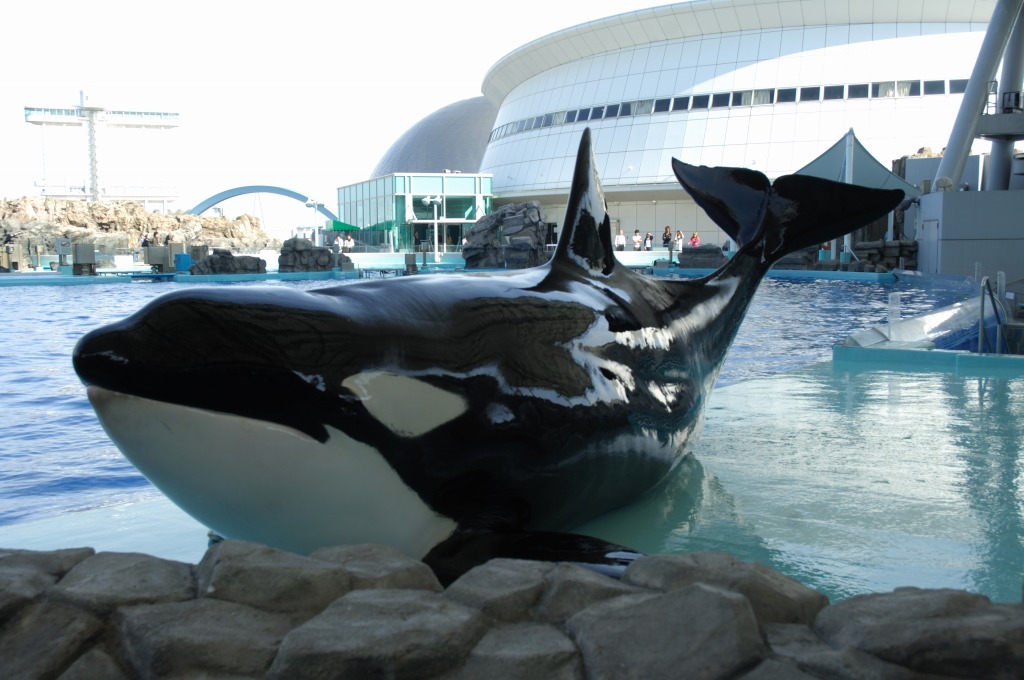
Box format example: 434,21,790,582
73,128,903,577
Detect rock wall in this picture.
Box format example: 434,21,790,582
463,202,550,269
853,239,919,271
1,541,1020,678
0,196,279,261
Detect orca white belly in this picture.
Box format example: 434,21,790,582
86,386,457,558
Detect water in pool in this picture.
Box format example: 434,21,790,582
2,275,1020,602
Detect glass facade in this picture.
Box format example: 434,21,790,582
337,173,492,252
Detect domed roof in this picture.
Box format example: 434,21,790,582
371,97,498,177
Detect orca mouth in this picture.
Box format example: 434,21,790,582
72,287,361,442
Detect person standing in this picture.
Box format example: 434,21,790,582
689,231,701,247
675,230,685,250
662,226,673,252
644,232,653,251
614,228,627,251
632,229,642,251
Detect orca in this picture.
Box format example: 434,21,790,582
73,128,902,581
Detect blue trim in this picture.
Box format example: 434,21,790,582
189,186,339,222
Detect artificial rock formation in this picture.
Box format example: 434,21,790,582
188,248,267,275
277,237,349,273
463,202,549,269
0,196,278,266
1,541,1021,679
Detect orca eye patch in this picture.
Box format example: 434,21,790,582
342,371,467,437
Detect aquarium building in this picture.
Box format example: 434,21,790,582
344,0,999,249
478,0,995,244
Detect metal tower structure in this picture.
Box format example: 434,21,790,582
24,91,180,207
934,0,1024,190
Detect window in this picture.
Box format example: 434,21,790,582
566,110,578,123
577,108,591,121
542,114,554,127
634,99,654,115
753,89,774,105
872,82,896,98
950,79,969,94
654,98,671,113
898,80,920,97
711,92,730,107
619,102,633,116
823,85,845,100
605,103,620,117
591,106,604,120
692,94,710,109
776,88,797,103
800,86,820,101
848,84,868,99
533,116,544,128
924,80,945,95
732,91,752,106
672,96,690,111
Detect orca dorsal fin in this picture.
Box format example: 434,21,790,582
551,128,616,276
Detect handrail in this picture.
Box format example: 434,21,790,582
978,276,1007,353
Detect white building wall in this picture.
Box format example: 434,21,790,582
482,23,988,206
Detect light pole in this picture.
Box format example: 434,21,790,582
422,195,442,263
304,199,323,245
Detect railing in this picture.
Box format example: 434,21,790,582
978,276,1008,353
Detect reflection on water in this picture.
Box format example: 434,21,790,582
579,363,1024,602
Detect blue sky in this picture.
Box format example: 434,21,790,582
2,0,667,238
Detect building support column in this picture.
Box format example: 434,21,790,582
986,5,1024,191
934,0,1024,188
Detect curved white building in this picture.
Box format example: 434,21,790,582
478,0,995,243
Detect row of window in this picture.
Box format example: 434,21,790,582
488,78,973,143
24,107,180,120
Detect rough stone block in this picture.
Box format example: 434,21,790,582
310,543,442,592
764,623,917,679
268,589,486,679
440,623,582,680
0,601,103,680
445,558,552,622
624,552,828,626
533,562,644,624
566,584,766,680
0,566,56,626
0,547,94,577
196,540,351,618
814,587,1024,678
738,658,820,679
118,598,293,678
51,552,194,615
57,647,128,680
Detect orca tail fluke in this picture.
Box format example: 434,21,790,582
671,158,904,268
423,529,643,586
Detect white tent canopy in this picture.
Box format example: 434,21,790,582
796,128,921,199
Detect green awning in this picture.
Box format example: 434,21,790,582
330,219,360,231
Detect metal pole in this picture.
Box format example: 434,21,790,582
843,129,855,259
934,0,1024,188
986,8,1024,190
433,201,440,263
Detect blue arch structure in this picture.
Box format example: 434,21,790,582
189,185,339,222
